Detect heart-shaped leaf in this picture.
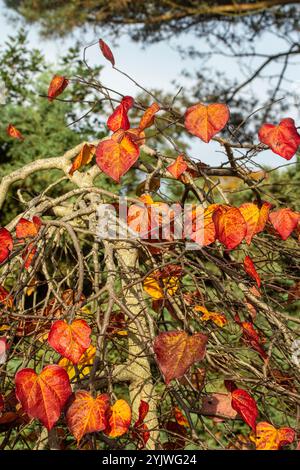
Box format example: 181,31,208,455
153,330,208,384
15,365,72,430
258,118,300,160
48,319,91,364
66,390,109,442
185,103,229,143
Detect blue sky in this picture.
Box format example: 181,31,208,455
1,0,300,169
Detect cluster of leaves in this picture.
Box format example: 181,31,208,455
0,39,300,451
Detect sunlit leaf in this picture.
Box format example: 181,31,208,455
15,365,72,430
258,118,300,160
66,390,109,443
48,319,91,364
185,103,229,143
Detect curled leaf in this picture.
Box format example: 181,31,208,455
99,39,115,66
69,144,96,176
6,124,24,140
231,389,258,431
243,256,261,288
48,75,69,101
258,118,300,160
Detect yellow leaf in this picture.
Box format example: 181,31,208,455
194,305,227,327
59,345,96,380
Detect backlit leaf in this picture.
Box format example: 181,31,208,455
269,207,300,240
6,124,24,140
99,39,115,66
0,228,13,264
15,365,72,430
194,305,227,327
48,75,69,101
213,206,246,250
69,144,96,176
16,216,42,239
58,345,96,380
185,103,230,143
167,155,188,179
48,319,91,364
139,102,160,131
255,421,295,450
243,256,261,288
66,390,109,442
231,389,258,431
106,399,132,438
239,202,271,245
96,134,139,182
107,96,134,132
258,118,300,160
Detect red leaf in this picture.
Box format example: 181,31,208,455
231,389,258,431
0,228,13,264
0,285,13,308
153,330,208,384
15,365,72,430
213,206,246,250
107,96,134,132
167,155,188,179
6,124,24,140
133,400,150,448
48,75,69,101
269,207,300,240
258,118,300,160
99,39,115,66
244,256,261,288
66,390,109,443
22,242,37,270
185,103,230,143
96,134,140,182
48,319,91,364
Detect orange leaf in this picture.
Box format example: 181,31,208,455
258,118,300,160
15,365,72,430
69,143,96,176
66,390,109,442
107,96,134,132
6,123,24,140
96,134,140,182
48,319,91,364
167,155,188,179
99,39,115,66
255,421,295,450
269,207,300,240
213,206,246,250
106,399,132,438
231,389,258,431
22,242,37,270
239,202,271,244
47,75,69,101
16,216,42,239
139,102,160,131
185,204,219,247
194,305,227,327
0,228,13,264
174,407,189,427
184,103,229,143
243,256,261,288
153,330,208,384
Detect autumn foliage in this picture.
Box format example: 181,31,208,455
0,38,299,452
